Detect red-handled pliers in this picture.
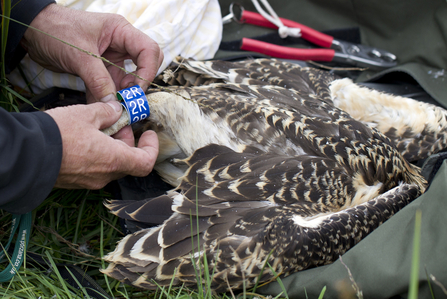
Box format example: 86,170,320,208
222,3,397,69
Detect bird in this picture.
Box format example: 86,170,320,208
101,57,447,292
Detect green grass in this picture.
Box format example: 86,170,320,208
1,189,223,298
0,3,36,112
0,176,283,298
0,189,155,298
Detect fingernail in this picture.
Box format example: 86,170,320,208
100,94,117,103
107,100,122,113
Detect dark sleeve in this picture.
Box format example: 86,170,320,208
4,0,56,73
0,108,62,214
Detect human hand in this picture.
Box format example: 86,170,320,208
22,3,163,158
44,101,159,189
21,3,164,103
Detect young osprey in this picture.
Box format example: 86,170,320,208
101,58,447,291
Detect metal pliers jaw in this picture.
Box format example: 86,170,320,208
222,2,245,25
223,2,398,70
331,40,397,70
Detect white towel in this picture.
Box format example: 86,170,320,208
8,0,222,94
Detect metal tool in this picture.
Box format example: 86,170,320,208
222,3,397,69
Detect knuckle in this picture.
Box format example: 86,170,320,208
95,102,114,119
139,156,156,177
112,13,128,25
86,75,113,101
90,181,108,190
108,159,122,174
102,12,129,30
127,155,154,177
141,164,153,177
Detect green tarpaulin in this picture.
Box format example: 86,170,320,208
217,0,447,107
216,1,447,297
259,158,447,298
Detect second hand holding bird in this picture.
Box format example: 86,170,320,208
20,3,164,189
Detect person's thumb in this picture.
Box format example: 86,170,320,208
77,56,117,102
90,100,123,130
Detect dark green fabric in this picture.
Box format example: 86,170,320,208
217,0,447,106
259,160,447,298
217,1,447,296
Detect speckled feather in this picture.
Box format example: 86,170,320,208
102,58,447,291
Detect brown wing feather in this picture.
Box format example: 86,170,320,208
101,58,447,291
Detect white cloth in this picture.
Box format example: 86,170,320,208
8,0,222,93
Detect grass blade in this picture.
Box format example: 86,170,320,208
44,250,73,299
100,220,114,296
65,266,90,299
1,83,37,109
73,192,88,245
1,0,11,77
317,285,327,299
408,209,422,299
266,263,289,299
251,249,275,294
424,268,435,299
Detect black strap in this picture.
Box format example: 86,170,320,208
421,151,447,185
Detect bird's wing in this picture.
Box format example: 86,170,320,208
103,181,421,291
331,78,447,162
